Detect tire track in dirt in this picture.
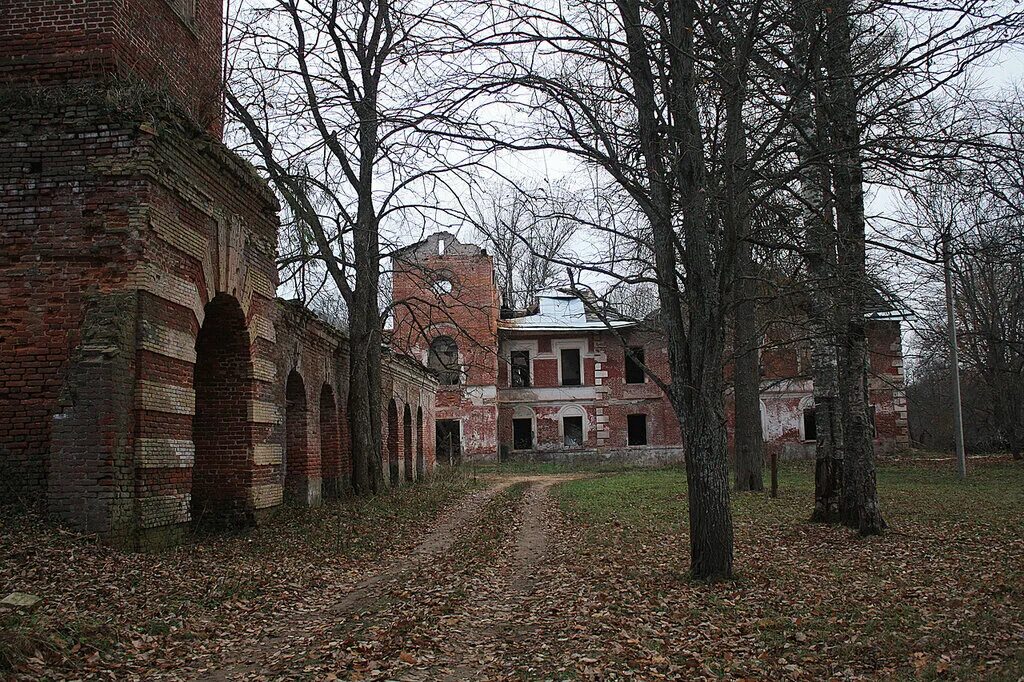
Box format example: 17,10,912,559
404,476,570,681
185,477,528,681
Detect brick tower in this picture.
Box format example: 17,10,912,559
391,233,500,461
0,1,282,546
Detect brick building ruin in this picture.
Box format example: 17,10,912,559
0,0,437,548
391,233,910,464
1,0,909,547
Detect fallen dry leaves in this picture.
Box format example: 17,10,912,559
1,459,1021,681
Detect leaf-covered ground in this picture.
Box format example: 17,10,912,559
1,458,1021,680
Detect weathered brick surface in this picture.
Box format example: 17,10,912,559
391,234,908,464
0,0,224,135
391,232,499,459
0,0,440,548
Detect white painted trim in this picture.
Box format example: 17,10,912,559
557,404,588,447
511,405,536,450
505,339,538,388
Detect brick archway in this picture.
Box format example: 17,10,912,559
403,404,413,482
285,370,310,504
416,407,425,478
320,384,342,498
388,399,399,487
192,293,253,526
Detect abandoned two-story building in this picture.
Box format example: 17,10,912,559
391,233,910,464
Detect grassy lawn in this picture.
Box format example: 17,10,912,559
0,471,476,678
547,457,1024,679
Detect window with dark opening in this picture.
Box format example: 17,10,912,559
625,347,646,384
803,408,817,442
627,414,648,446
513,418,533,450
436,420,461,465
511,350,531,387
563,416,583,447
560,348,582,386
429,336,460,385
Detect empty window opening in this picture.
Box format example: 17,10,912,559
803,408,817,442
388,399,399,486
627,414,648,446
563,416,584,447
284,370,309,504
513,418,533,450
868,405,877,437
436,420,461,465
320,385,343,499
511,350,531,387
625,347,646,384
560,348,582,386
438,238,446,256
429,336,460,385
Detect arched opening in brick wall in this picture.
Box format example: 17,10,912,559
320,384,342,499
416,407,425,478
403,404,413,482
387,399,399,487
192,293,253,526
284,370,310,503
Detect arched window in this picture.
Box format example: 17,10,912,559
429,336,460,385
799,396,816,443
558,405,587,448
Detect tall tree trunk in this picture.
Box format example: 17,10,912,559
615,0,734,580
349,91,386,495
733,241,764,492
670,0,735,578
790,0,843,520
825,0,884,534
721,23,764,493
348,214,386,495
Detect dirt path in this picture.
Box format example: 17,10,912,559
184,474,575,681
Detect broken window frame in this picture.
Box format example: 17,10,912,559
562,415,584,448
802,407,817,442
428,336,461,385
559,347,582,386
625,346,646,384
510,349,531,388
512,417,533,450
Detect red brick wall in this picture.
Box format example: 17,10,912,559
496,327,683,460
0,0,223,135
276,303,438,500
0,102,144,505
391,232,499,460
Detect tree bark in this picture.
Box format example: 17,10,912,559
825,0,885,534
720,19,764,493
733,240,765,492
668,0,735,578
789,0,844,521
614,0,734,580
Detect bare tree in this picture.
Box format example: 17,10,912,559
470,180,576,311
226,0,482,495
470,0,781,579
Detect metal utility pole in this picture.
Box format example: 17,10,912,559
942,233,967,479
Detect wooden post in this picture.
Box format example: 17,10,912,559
770,451,778,498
